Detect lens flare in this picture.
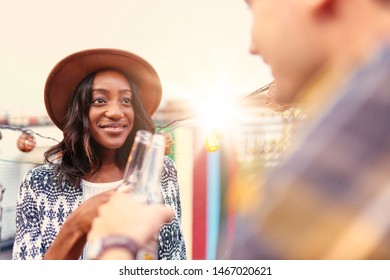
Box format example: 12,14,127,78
205,131,220,152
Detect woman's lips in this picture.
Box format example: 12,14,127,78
99,124,127,134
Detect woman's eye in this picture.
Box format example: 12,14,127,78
92,98,106,104
122,98,133,105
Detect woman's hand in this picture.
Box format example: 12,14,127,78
43,189,115,259
71,189,116,235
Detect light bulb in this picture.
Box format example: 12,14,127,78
17,132,36,152
162,132,174,155
205,131,219,152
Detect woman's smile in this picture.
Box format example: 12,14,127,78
98,122,129,134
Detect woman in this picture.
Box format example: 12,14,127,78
12,48,187,260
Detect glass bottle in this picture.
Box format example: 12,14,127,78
135,133,166,260
117,130,153,194
85,130,152,259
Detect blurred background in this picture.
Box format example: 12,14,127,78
0,0,303,260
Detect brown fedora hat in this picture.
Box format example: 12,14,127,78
44,48,162,130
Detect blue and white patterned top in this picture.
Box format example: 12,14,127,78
12,157,187,260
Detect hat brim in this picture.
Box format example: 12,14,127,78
44,48,162,130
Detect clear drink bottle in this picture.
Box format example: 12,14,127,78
117,130,153,193
135,133,166,260
85,130,152,259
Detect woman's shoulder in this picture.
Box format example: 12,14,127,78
162,156,177,175
161,156,179,196
163,156,176,168
22,162,79,194
23,163,61,184
27,162,59,176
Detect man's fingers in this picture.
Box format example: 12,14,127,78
153,205,174,223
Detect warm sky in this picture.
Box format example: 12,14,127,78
0,0,273,117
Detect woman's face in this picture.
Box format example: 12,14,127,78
88,70,135,150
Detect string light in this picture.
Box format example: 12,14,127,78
0,125,59,157
0,125,60,143
1,81,287,157
162,132,174,155
16,131,36,152
205,131,220,152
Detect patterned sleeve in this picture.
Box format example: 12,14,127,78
158,156,187,260
12,168,44,260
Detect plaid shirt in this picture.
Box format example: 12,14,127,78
230,44,390,259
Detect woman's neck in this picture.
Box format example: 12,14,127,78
83,161,124,183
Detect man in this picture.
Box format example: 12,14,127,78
230,0,390,259
88,0,390,259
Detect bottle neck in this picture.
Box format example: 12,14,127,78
139,134,166,204
119,130,152,192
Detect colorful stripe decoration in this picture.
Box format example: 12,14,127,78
191,128,208,259
171,126,239,260
216,139,238,259
173,127,194,259
206,150,221,260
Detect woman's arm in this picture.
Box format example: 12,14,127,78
13,170,42,260
43,189,114,259
159,157,187,260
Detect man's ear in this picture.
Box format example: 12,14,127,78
305,0,332,8
306,0,337,20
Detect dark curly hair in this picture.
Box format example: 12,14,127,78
44,69,155,187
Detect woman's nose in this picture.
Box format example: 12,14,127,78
104,103,124,119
